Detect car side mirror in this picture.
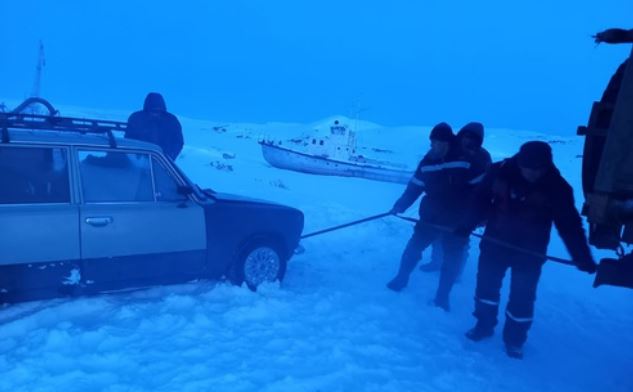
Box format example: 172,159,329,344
175,186,194,209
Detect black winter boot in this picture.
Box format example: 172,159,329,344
465,323,494,342
505,343,524,359
433,295,451,312
386,275,409,292
387,251,420,292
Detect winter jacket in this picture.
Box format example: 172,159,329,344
125,93,184,160
393,143,490,226
464,157,593,265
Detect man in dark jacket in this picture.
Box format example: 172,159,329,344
461,141,597,359
125,92,184,160
387,122,489,311
419,122,492,273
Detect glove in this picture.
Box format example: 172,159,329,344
593,28,633,44
575,259,598,274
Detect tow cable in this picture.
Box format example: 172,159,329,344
300,212,392,240
298,211,575,266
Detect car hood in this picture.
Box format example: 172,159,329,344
211,192,283,207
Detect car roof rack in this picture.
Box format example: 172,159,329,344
0,97,126,148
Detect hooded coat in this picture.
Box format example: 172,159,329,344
465,156,593,265
394,140,489,227
126,93,184,160
456,122,492,186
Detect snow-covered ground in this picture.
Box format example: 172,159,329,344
1,107,632,392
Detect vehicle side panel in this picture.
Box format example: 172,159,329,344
202,200,304,279
0,260,81,303
81,250,207,293
80,202,207,289
0,205,81,302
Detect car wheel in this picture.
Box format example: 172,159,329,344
231,240,287,290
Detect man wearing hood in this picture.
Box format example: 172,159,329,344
387,122,488,311
419,122,492,273
126,93,184,160
460,141,597,359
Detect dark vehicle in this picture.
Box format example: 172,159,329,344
0,98,304,303
578,28,633,288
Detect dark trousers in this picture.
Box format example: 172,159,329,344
427,238,469,278
473,244,544,347
394,222,469,301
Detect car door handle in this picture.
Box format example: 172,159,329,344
85,217,113,227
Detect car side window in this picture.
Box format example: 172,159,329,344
152,157,184,202
78,150,153,203
0,145,70,205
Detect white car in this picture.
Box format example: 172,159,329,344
0,99,304,303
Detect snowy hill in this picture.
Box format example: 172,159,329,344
0,107,632,392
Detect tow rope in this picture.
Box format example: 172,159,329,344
300,211,575,266
394,215,575,266
300,212,392,239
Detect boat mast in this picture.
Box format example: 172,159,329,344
349,98,367,153
31,40,45,98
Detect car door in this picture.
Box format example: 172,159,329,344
76,148,207,291
0,144,79,301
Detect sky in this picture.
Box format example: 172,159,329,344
1,0,632,132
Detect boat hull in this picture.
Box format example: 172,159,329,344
260,142,413,184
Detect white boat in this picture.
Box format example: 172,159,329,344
259,121,414,184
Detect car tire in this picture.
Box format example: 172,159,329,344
229,239,287,291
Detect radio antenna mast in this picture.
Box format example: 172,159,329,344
30,40,46,97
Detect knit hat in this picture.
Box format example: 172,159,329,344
517,141,553,169
429,122,454,142
457,122,484,147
